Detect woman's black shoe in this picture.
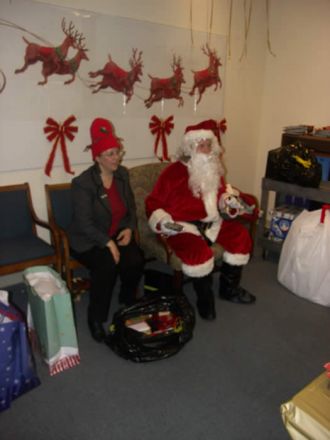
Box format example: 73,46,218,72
196,299,216,320
88,320,106,342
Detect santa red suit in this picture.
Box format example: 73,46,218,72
146,119,258,319
146,160,257,278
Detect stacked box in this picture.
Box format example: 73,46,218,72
268,205,303,242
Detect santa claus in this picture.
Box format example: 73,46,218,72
145,120,258,321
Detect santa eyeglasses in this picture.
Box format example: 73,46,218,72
193,138,212,148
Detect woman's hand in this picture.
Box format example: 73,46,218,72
116,228,132,246
106,239,120,264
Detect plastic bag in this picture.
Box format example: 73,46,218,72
106,294,195,362
0,290,40,412
278,205,330,306
266,142,322,187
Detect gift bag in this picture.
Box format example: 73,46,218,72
0,290,40,412
278,205,330,306
23,266,80,376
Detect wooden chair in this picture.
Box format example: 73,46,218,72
45,183,88,297
0,183,61,276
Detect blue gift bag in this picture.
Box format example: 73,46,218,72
0,290,40,412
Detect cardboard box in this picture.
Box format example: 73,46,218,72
281,372,330,440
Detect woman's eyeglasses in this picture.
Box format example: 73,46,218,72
101,149,124,158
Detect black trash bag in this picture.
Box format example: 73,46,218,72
266,142,322,188
105,294,195,362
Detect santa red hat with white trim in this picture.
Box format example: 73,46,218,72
180,119,223,157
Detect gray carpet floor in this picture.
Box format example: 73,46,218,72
1,250,329,440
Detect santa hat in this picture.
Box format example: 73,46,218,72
180,120,223,157
88,118,122,160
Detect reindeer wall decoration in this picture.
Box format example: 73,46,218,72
189,44,222,105
15,18,88,85
144,55,185,108
11,17,224,105
38,35,89,85
88,48,143,102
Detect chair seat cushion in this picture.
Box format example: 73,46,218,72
0,236,55,266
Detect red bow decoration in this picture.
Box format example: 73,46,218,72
44,116,78,177
216,118,227,145
149,115,174,162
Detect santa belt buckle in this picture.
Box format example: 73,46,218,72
191,220,213,233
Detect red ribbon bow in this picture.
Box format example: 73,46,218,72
44,115,78,177
216,118,227,145
149,115,174,162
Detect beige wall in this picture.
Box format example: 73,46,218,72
256,0,330,192
1,0,330,244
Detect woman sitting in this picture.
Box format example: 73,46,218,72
68,117,144,342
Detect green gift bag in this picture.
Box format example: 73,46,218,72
23,266,80,376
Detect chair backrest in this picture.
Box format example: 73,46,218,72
45,183,73,231
0,183,36,239
129,162,170,236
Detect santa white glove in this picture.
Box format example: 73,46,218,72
219,184,255,219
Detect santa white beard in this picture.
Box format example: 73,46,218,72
187,151,224,221
188,151,223,197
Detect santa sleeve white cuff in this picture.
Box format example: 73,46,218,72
148,209,173,233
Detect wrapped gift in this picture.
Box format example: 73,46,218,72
268,205,302,242
281,372,330,440
23,266,80,376
0,290,40,412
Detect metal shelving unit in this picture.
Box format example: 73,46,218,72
257,178,330,258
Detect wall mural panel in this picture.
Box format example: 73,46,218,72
0,0,226,173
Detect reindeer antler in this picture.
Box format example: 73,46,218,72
129,48,143,68
171,54,183,71
62,18,75,38
75,34,88,51
62,18,86,50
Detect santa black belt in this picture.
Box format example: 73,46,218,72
189,221,213,246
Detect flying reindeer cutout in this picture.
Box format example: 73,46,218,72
15,18,87,85
144,55,185,108
189,44,222,104
88,49,143,102
38,35,89,85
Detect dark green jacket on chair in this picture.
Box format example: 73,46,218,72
67,164,137,253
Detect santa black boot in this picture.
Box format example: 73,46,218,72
192,275,216,320
219,262,256,304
